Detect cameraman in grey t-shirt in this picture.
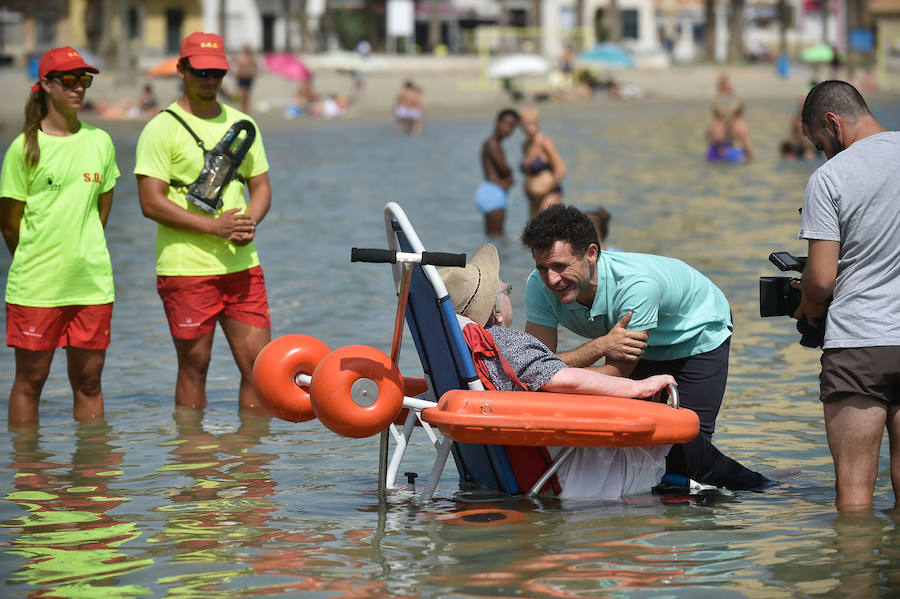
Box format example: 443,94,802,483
795,80,900,510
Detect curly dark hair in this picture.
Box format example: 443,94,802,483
496,108,520,123
521,204,599,257
801,80,870,131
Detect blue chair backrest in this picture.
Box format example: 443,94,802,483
389,218,523,494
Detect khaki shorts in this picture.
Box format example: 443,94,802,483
820,346,900,405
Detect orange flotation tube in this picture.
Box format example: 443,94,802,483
422,390,699,447
252,334,331,422
310,345,404,438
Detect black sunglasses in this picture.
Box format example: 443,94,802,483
49,73,93,89
184,64,227,79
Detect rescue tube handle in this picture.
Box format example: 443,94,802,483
652,383,679,409
352,248,466,267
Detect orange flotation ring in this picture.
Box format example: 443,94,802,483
310,345,404,438
422,390,699,447
252,334,331,422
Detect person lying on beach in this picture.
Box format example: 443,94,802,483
438,243,677,498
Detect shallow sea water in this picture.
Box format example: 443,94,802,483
2,95,900,598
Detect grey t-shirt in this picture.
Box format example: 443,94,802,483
483,326,566,391
799,130,900,348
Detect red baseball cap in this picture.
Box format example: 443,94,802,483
38,47,99,78
180,32,230,70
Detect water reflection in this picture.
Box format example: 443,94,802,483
149,408,283,593
3,421,151,597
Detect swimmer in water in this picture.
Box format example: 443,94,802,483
519,106,567,219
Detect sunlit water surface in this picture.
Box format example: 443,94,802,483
2,96,900,598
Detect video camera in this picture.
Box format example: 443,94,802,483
759,252,825,348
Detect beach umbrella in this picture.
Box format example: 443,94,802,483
146,56,180,77
801,44,835,63
264,52,312,81
487,54,551,79
577,43,636,69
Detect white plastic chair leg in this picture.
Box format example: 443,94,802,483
423,437,454,501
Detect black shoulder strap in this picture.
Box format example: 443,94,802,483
160,109,247,190
163,109,206,151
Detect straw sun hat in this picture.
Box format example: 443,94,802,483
439,243,500,327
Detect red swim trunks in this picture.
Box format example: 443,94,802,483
156,265,271,340
6,303,113,351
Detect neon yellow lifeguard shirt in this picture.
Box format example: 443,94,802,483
1,124,119,307
133,102,269,276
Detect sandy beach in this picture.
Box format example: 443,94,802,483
0,56,871,135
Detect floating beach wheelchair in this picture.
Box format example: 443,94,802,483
252,203,699,500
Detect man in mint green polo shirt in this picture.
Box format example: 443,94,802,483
521,204,767,490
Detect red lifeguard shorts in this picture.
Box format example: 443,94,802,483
5,303,113,351
156,265,271,340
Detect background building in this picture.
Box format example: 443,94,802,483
0,0,890,77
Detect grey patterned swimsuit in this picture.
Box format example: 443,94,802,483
482,326,566,391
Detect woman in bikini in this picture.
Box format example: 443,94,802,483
518,107,566,219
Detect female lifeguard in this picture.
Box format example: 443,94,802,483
0,47,120,424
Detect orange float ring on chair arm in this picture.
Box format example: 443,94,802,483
310,345,404,438
252,334,331,422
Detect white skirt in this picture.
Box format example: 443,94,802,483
554,445,670,499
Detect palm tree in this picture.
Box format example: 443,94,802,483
319,0,334,51
575,0,585,48
429,0,442,51
283,0,292,52
777,0,788,58
498,0,510,51
298,0,311,53
363,0,383,50
607,0,621,42
94,0,114,58
704,0,716,61
727,0,746,62
117,0,132,83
